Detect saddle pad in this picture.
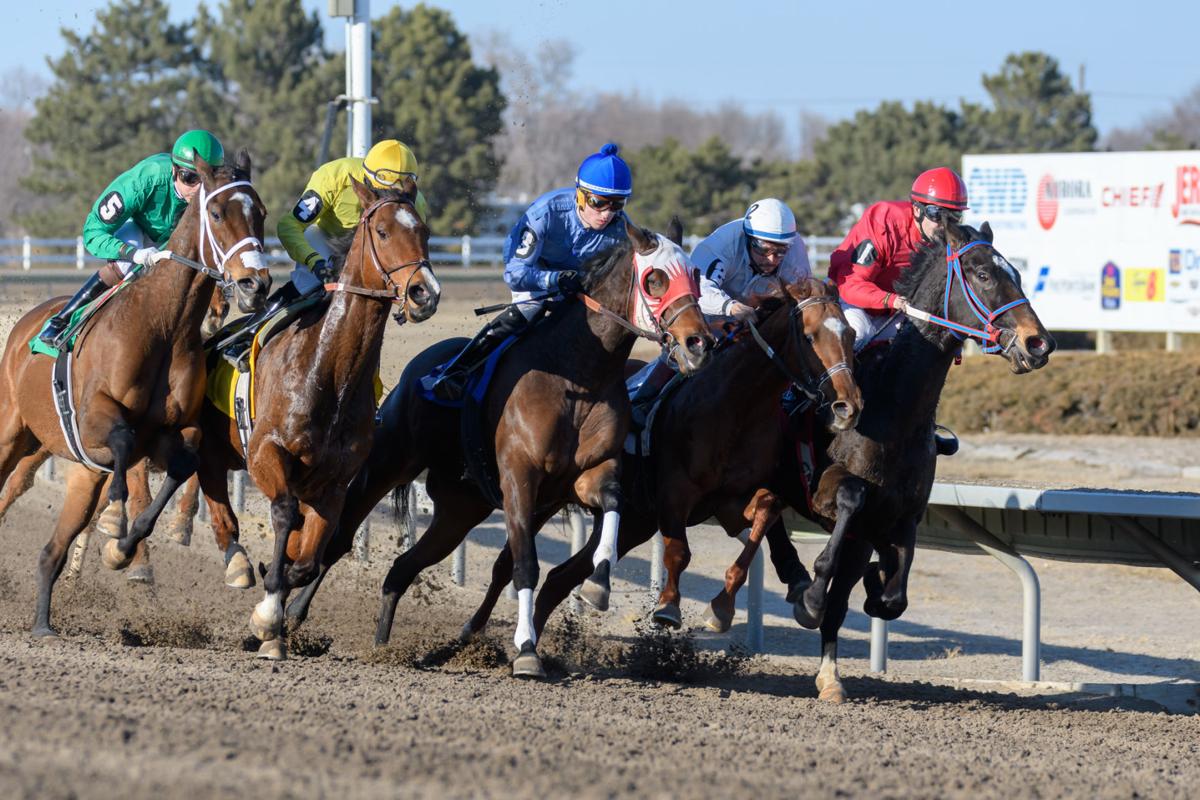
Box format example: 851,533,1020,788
28,272,139,359
624,371,686,457
418,333,520,409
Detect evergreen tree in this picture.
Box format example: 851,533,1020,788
625,137,757,234
372,4,506,235
21,0,217,235
196,0,341,223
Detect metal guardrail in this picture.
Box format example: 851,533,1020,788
0,234,845,272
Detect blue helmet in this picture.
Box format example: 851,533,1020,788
576,143,632,197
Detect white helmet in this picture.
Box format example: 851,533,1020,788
742,199,797,243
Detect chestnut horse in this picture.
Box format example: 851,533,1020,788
192,178,441,659
0,152,271,636
460,276,864,642
285,222,715,677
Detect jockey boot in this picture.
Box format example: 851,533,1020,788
431,305,528,402
934,424,959,457
217,280,302,354
626,359,676,430
39,271,110,347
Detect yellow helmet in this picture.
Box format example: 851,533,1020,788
363,139,419,188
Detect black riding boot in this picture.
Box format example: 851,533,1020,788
39,271,110,347
431,305,528,402
934,424,959,456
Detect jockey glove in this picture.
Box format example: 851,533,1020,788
312,259,337,283
556,270,584,296
131,246,161,266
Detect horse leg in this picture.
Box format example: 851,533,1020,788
124,461,155,584
250,491,301,646
863,517,918,621
576,459,622,612
33,464,107,637
764,517,812,603
814,537,874,703
103,432,197,570
651,501,694,630
705,489,782,633
92,418,135,548
0,447,49,528
500,465,546,679
165,474,202,546
533,508,656,639
461,504,559,641
375,477,492,646
195,457,254,589
795,470,867,630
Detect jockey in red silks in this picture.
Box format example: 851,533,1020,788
829,167,969,351
828,167,969,456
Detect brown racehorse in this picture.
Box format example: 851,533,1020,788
459,276,864,641
671,220,1054,702
191,178,441,659
284,222,715,677
0,152,271,637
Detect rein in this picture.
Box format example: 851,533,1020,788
747,294,851,403
326,196,432,321
157,179,265,287
903,240,1029,355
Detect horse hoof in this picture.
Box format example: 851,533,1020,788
100,539,132,571
249,608,280,642
651,602,682,630
793,587,824,629
511,641,546,679
458,622,484,644
94,502,127,539
126,565,155,585
785,576,813,605
704,601,733,633
256,639,287,661
224,548,255,589
579,561,611,611
166,519,193,547
818,682,847,704
31,624,60,639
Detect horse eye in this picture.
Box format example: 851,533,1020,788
210,210,220,220
975,270,991,283
376,226,388,239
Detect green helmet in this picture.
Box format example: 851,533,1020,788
171,130,224,170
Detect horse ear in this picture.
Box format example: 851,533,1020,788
193,154,216,187
625,220,657,256
235,148,252,178
980,221,994,244
398,174,417,201
667,215,684,247
351,176,377,210
942,217,964,248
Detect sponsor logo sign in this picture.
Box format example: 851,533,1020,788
1032,265,1097,298
1124,268,1165,303
1171,165,1200,225
1101,262,1121,310
1101,183,1164,209
1036,174,1093,231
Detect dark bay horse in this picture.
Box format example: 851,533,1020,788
459,276,863,642
0,152,271,636
192,178,441,658
286,222,715,677
707,219,1054,702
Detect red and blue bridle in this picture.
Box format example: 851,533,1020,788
906,240,1029,355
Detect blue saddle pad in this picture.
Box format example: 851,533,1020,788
419,334,521,408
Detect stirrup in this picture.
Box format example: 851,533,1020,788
934,424,959,456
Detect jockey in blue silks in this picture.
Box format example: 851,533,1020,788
430,143,634,401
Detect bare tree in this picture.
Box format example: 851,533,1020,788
0,67,50,237
1103,83,1200,150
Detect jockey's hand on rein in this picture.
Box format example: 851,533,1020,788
313,259,337,283
556,270,584,296
729,301,757,323
131,246,161,266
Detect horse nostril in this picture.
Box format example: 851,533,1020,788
831,400,854,420
1026,336,1051,358
686,335,707,355
409,285,429,306
237,277,260,295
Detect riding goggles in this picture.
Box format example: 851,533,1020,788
748,237,790,259
175,168,202,187
921,203,962,224
584,192,626,213
366,167,418,188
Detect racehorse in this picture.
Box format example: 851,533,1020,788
459,275,864,641
193,177,441,659
284,222,715,677
0,152,271,637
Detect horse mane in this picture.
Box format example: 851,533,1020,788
580,236,635,293
892,224,985,312
326,186,420,266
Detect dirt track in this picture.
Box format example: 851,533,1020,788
1,280,1199,798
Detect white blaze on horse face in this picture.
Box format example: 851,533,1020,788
823,316,848,338
514,587,536,647
232,192,254,223
418,264,441,298
592,510,620,569
240,249,266,271
993,254,1020,284
394,207,419,230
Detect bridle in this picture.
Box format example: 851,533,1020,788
157,178,267,287
322,196,434,323
746,293,853,405
902,240,1030,355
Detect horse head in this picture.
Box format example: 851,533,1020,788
348,176,441,324
781,278,861,431
627,221,714,374
901,220,1055,374
192,150,271,313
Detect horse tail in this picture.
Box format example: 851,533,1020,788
390,483,410,528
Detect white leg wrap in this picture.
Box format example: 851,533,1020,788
255,592,283,629
592,510,620,568
513,588,535,647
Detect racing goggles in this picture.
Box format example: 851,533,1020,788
365,167,418,188
748,237,790,259
583,192,626,213
921,203,962,224
175,168,202,187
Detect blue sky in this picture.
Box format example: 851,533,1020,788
8,0,1197,138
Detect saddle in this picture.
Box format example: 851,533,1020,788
27,269,140,360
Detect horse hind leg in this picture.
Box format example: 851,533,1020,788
461,504,556,642
815,537,874,703
0,447,50,528
123,461,155,584
165,474,202,547
33,463,108,637
195,457,253,589
706,489,783,634
575,462,622,612
795,474,867,630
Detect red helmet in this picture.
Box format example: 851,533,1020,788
911,167,968,211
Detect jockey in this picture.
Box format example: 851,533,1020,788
39,129,224,346
276,138,428,294
626,199,811,413
828,167,969,351
429,142,632,402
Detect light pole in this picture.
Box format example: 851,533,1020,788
329,0,373,157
